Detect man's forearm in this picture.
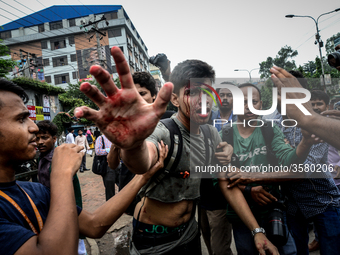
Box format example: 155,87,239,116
107,145,120,170
219,179,260,231
120,141,157,174
79,174,147,238
297,114,340,150
35,172,78,254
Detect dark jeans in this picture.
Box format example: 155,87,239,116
102,167,116,201
80,154,86,170
133,229,202,255
287,206,340,255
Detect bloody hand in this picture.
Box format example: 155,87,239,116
74,47,173,150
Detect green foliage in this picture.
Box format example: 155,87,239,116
57,77,121,128
12,77,65,94
259,46,298,79
0,39,17,78
260,79,275,110
52,113,72,136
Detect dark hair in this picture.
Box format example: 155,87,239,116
217,81,235,94
37,120,58,137
68,128,74,132
311,90,330,105
133,72,157,97
170,60,215,94
0,78,29,109
238,83,262,100
288,70,308,89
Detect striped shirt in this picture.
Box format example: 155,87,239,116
264,110,340,218
95,135,112,156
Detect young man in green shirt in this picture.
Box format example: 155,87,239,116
218,83,319,255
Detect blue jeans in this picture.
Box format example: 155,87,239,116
287,206,340,255
232,215,296,255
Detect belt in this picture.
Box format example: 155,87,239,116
133,220,189,247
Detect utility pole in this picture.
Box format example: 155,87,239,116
96,31,103,67
80,15,110,70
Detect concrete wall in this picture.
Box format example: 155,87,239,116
24,89,61,121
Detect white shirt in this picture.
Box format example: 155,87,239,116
66,132,75,144
75,135,89,153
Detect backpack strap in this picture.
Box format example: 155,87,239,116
200,124,213,166
101,136,105,150
160,118,183,173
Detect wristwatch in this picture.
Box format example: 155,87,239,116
251,227,266,237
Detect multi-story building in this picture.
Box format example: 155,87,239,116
149,64,164,92
1,5,150,89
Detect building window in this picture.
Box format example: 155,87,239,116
43,58,50,66
119,46,124,53
69,18,76,27
69,36,75,45
71,54,77,62
104,12,118,20
51,39,66,50
54,73,70,84
0,31,11,39
112,66,117,73
41,41,48,49
38,24,45,33
108,28,122,38
50,21,63,30
72,71,77,79
52,55,68,67
45,76,51,83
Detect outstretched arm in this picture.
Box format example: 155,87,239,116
75,47,173,173
270,66,340,150
79,141,168,238
219,179,279,255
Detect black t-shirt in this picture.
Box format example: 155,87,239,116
94,130,101,139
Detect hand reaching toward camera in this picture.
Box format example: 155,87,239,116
75,47,173,150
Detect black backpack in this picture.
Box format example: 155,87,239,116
221,120,277,166
86,134,93,144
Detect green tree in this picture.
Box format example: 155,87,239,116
56,77,122,131
260,78,275,110
0,39,16,77
325,32,340,55
259,46,298,78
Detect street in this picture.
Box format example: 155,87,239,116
78,154,319,255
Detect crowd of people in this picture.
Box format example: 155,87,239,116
1,45,340,255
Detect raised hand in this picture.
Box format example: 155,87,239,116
270,66,314,122
51,144,84,177
74,47,173,150
254,233,280,255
